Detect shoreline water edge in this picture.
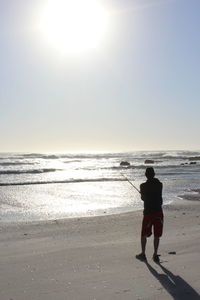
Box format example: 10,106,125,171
0,150,200,222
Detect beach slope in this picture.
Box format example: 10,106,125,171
0,200,200,300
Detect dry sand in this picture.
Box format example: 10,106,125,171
0,197,200,300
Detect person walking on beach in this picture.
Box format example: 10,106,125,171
136,167,163,263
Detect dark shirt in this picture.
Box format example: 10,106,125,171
140,178,163,214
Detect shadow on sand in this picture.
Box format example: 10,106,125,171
145,261,200,300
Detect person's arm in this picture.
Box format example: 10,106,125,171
160,182,163,205
140,184,145,201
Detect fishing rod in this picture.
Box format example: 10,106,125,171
121,173,141,194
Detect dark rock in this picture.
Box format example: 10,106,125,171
144,159,154,164
190,161,197,165
120,161,130,166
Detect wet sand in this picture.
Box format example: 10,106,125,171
0,197,200,299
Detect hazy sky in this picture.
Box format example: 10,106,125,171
1,0,200,152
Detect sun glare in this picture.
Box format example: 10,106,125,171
38,0,109,54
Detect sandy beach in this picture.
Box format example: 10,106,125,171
0,196,200,300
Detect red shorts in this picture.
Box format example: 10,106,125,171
141,211,163,237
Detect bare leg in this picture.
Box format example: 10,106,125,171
136,236,147,261
141,236,147,254
153,237,160,255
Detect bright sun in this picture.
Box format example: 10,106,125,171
38,0,109,54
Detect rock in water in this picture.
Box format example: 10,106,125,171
120,161,130,166
144,159,154,164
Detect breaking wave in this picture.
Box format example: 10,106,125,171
0,177,124,187
0,162,35,166
0,168,58,175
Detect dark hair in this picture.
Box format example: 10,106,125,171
145,167,155,179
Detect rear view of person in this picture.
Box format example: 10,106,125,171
136,167,163,263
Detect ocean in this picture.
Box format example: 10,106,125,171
0,150,200,222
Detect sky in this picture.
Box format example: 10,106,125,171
1,0,200,152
